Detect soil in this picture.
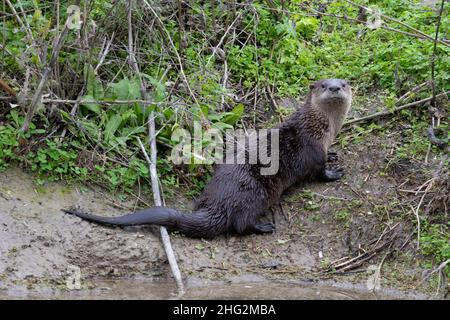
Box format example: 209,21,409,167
0,127,444,299
1,77,447,299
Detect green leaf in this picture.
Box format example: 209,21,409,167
107,77,142,100
109,78,129,100
104,114,122,142
222,104,244,125
80,95,101,114
212,122,234,131
85,64,104,99
141,74,166,102
195,244,205,251
128,78,142,100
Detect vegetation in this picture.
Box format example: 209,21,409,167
0,0,448,285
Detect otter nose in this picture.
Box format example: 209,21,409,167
328,86,341,92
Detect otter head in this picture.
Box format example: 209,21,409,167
308,78,352,142
309,78,352,110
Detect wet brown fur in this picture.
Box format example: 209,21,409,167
63,79,352,238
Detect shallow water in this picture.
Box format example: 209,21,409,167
1,278,429,300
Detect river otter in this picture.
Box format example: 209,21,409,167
63,78,352,238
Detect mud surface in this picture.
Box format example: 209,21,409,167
0,147,439,300
0,88,444,299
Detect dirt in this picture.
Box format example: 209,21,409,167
0,133,443,299
0,86,447,299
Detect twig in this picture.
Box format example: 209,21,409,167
220,58,229,111
41,98,158,105
396,81,430,104
326,224,399,273
16,0,32,38
266,85,283,122
344,90,450,126
430,0,446,107
408,204,421,250
420,259,449,282
95,33,115,73
370,250,390,292
129,1,184,296
206,12,242,65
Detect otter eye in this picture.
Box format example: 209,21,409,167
321,84,325,89
342,84,346,88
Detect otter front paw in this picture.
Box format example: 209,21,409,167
325,167,344,181
327,151,338,162
319,167,344,182
253,222,275,234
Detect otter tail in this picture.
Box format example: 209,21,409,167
62,207,221,238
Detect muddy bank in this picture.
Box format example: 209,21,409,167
0,157,441,299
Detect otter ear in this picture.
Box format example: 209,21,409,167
309,83,315,89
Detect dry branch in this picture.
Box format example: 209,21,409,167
344,90,450,126
396,81,430,104
129,1,184,296
207,12,242,65
142,0,201,111
325,224,400,274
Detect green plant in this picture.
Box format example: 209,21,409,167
0,125,18,170
420,222,450,277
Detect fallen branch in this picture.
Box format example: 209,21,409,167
419,259,449,296
42,98,159,105
129,1,184,296
396,81,430,104
325,224,400,274
344,90,450,126
426,259,449,280
137,137,185,297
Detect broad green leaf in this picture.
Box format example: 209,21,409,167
222,104,244,125
107,77,141,100
128,78,142,100
80,95,101,114
212,122,234,131
104,114,122,142
85,64,104,99
141,74,166,102
108,78,130,100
